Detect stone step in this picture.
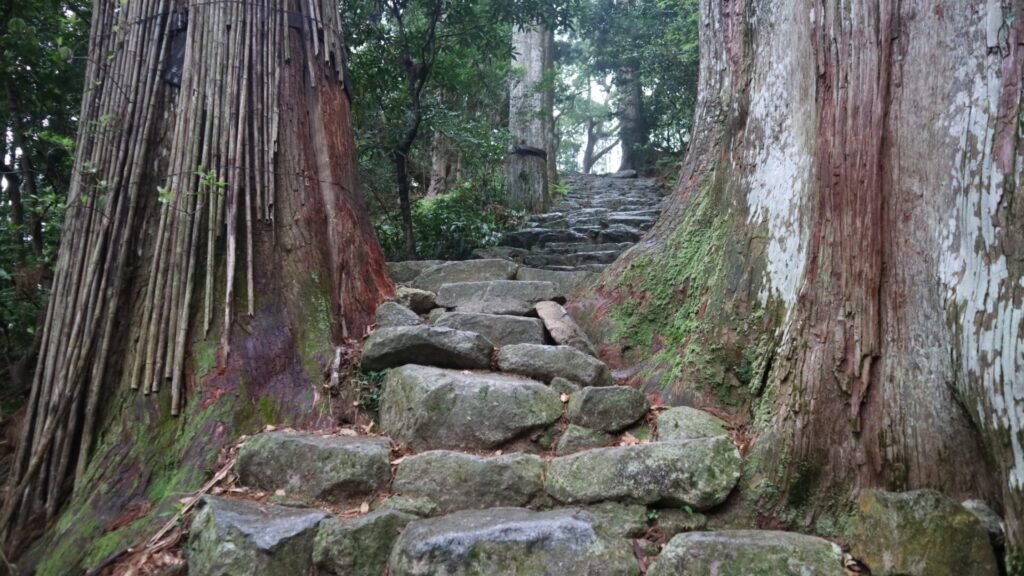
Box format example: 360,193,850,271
435,280,562,315
545,438,741,509
379,365,562,451
497,343,615,387
387,508,639,576
541,241,633,254
433,311,547,347
360,325,493,372
522,250,621,268
515,267,596,295
409,259,518,292
649,530,845,576
235,432,391,503
393,450,545,514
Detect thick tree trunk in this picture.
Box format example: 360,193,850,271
575,0,1024,550
507,24,553,212
615,66,645,172
3,0,392,568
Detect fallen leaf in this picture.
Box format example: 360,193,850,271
560,393,569,403
274,489,286,497
264,424,276,432
338,428,358,437
359,501,370,514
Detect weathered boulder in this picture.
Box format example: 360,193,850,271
187,496,326,576
534,301,598,356
235,432,390,502
961,499,1006,552
375,301,422,328
497,343,615,387
657,406,728,441
516,267,595,295
436,280,561,315
379,365,562,450
394,286,437,313
545,438,740,508
387,508,639,576
411,259,519,292
567,386,649,432
555,424,613,456
393,451,544,513
653,508,707,538
313,510,416,576
649,530,844,576
849,490,999,576
434,312,546,347
373,495,440,517
360,325,493,372
388,260,446,284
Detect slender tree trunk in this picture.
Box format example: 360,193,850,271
394,149,417,258
616,66,645,172
576,0,1024,550
2,0,392,566
507,24,552,212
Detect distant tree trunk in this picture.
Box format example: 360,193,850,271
427,131,457,198
542,27,558,192
615,66,645,172
507,24,552,212
576,0,1024,550
2,0,392,566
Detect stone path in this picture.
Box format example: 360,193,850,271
183,173,1001,575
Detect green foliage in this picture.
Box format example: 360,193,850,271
1,0,89,410
354,370,387,421
559,0,700,169
377,179,526,260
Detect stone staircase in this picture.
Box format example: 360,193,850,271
183,173,1004,576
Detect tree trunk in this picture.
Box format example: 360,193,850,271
394,149,417,258
574,0,1024,550
427,131,457,198
507,24,552,212
615,66,645,172
3,0,392,567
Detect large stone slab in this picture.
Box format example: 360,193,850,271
545,438,740,509
849,490,999,576
657,406,728,441
394,451,544,513
361,325,493,372
567,386,649,432
387,508,639,576
313,510,416,576
410,259,518,292
187,496,326,576
235,432,391,502
534,301,598,356
649,530,845,576
380,365,562,450
388,260,446,283
436,280,561,315
516,266,598,293
497,343,614,387
434,312,546,346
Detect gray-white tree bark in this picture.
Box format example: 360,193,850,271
577,0,1024,550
